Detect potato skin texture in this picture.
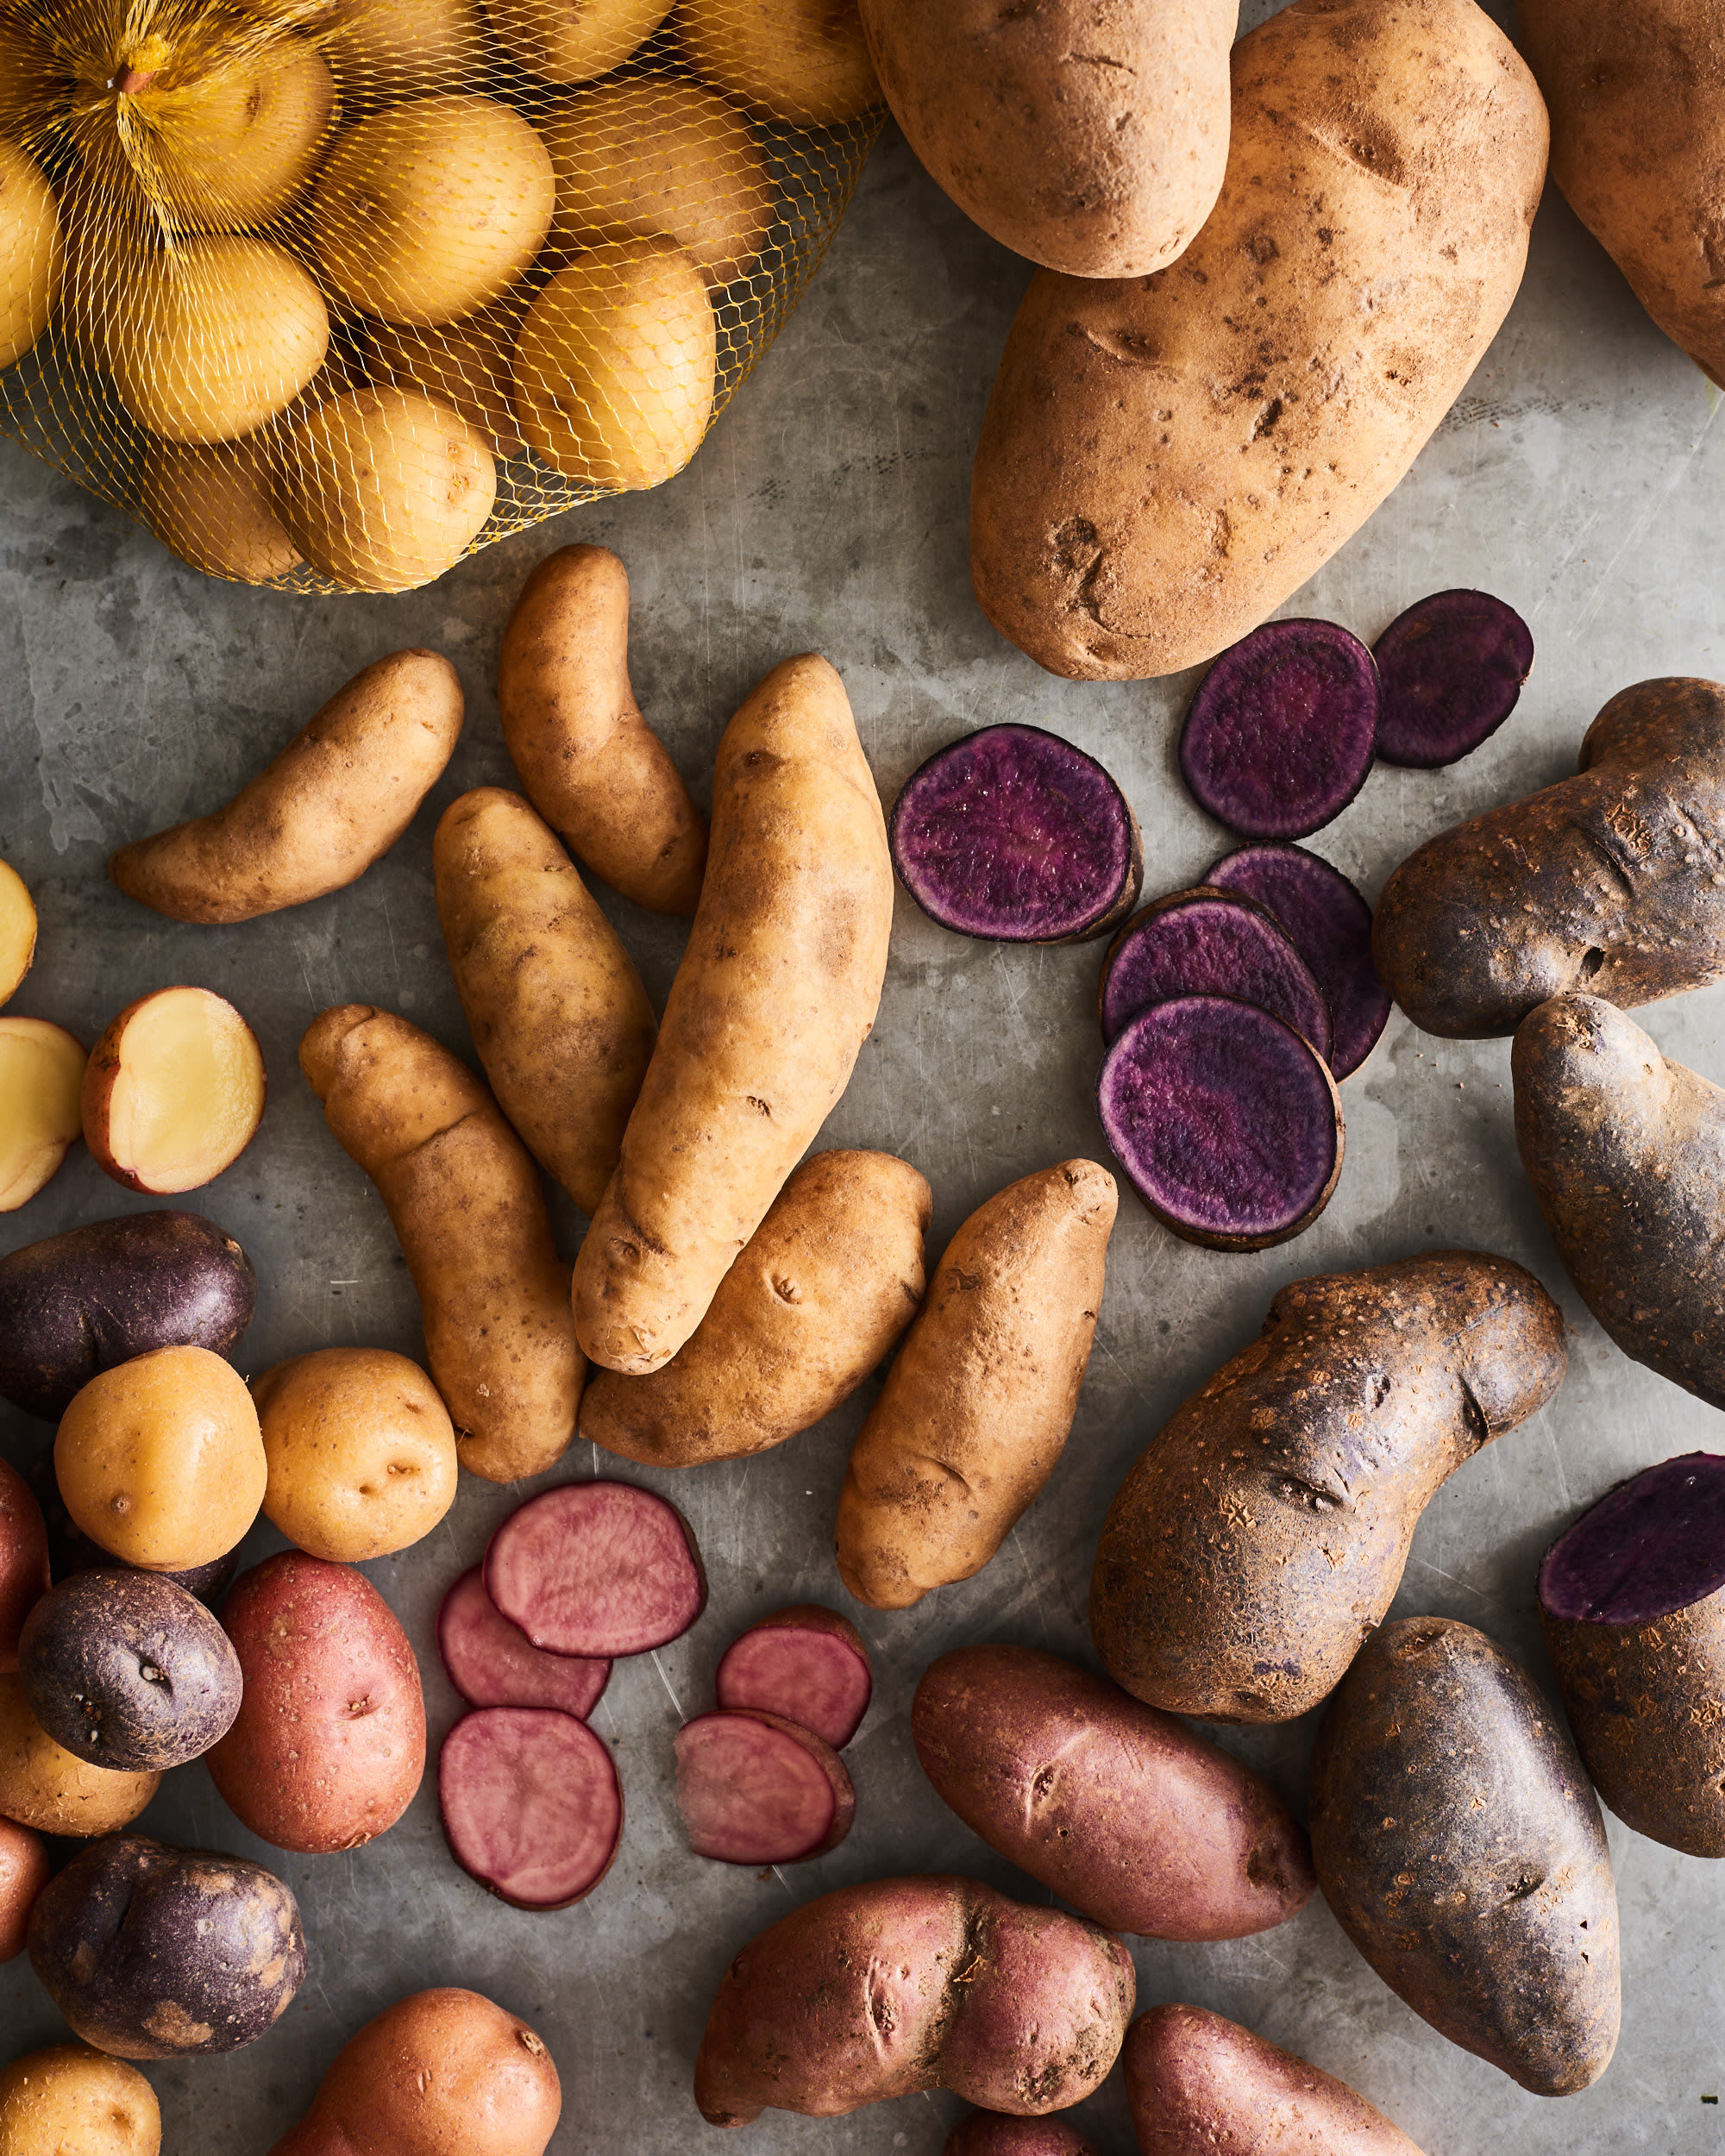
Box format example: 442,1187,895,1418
945,2115,1098,2156
434,787,656,1216
497,546,708,915
300,1003,583,1482
858,0,1236,278
913,1644,1313,1941
267,1987,561,2156
1123,2004,1427,2154
0,1673,160,1833
836,1160,1116,1609
969,0,1548,680
1377,678,1725,1037
0,2043,161,2155
1309,1617,1620,2096
693,1873,1135,2126
574,653,893,1375
109,650,464,924
1089,1251,1567,1722
0,1814,48,1960
581,1148,930,1467
0,1454,48,1670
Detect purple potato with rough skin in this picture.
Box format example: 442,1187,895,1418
1540,1451,1725,1857
1090,1251,1568,1721
1204,843,1389,1079
1373,588,1533,768
1097,994,1343,1250
889,723,1142,943
1309,1617,1619,2096
1099,886,1333,1060
946,2113,1099,2156
693,1874,1135,2127
913,1644,1314,1940
27,1451,240,1604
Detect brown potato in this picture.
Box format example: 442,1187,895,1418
0,1672,160,1835
0,2044,161,2156
0,140,60,371
140,439,303,584
582,1149,931,1467
484,0,671,84
679,0,880,126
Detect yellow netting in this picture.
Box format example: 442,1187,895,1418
0,0,882,590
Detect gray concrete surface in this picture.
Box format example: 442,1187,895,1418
4,4,1725,2147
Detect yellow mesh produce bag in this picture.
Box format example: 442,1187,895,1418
0,0,882,590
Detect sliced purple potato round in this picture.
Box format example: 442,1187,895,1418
1178,621,1380,842
1204,843,1389,1079
1096,994,1344,1250
889,722,1142,943
1098,887,1333,1063
1540,1454,1725,1858
1373,588,1534,768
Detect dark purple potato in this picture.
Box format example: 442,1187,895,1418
0,1211,257,1420
1373,588,1534,768
1098,887,1333,1062
1540,1452,1725,1857
889,722,1142,943
437,1565,611,1718
484,1480,707,1658
1179,620,1380,841
1096,995,1343,1250
1204,842,1389,1080
28,1833,305,2057
438,1706,623,1909
674,1709,855,1865
26,1450,239,1604
713,1604,872,1751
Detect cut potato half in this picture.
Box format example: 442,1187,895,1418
0,861,35,1006
83,987,266,1194
0,1018,85,1212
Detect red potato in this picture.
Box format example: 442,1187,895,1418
0,1814,48,1959
674,1709,856,1865
0,1457,49,1671
947,2116,1099,2156
82,987,265,1194
0,1018,85,1211
0,858,35,1006
439,1706,622,1909
714,1604,872,1749
208,1551,426,1854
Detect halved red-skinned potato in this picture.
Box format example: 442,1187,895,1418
0,1019,85,1213
0,862,35,1007
83,987,266,1194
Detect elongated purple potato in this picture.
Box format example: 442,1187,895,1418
485,1481,707,1658
1100,887,1333,1061
437,1567,610,1719
946,2114,1099,2156
714,1604,872,1749
438,1707,622,1910
1179,622,1380,840
1097,995,1343,1249
1205,843,1389,1079
890,723,1142,943
1374,589,1534,768
674,1709,855,1865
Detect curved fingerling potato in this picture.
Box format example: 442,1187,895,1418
110,650,464,924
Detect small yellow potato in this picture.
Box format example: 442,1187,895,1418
367,308,530,461
0,2045,160,2156
542,76,772,291
514,239,715,489
324,0,483,106
82,987,267,1194
0,141,60,373
484,0,672,85
141,439,303,584
0,1674,160,1837
0,19,65,147
0,1018,85,1213
108,235,329,445
0,860,36,1006
255,1347,459,1561
55,1343,267,1572
679,0,880,126
310,95,555,328
273,385,497,592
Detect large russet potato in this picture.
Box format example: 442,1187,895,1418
0,139,60,372
969,0,1549,680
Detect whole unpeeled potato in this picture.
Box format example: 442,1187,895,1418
141,440,303,583
0,2044,161,2156
0,17,63,145
679,0,880,126
323,0,482,104
368,309,529,461
0,1673,160,1836
0,141,60,372
483,0,670,84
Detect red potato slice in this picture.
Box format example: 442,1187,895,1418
714,1605,872,1749
0,861,36,1006
438,1706,622,1909
437,1567,610,1719
82,987,266,1194
484,1481,706,1658
674,1709,855,1865
0,1019,85,1213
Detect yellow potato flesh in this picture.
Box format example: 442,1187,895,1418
0,859,36,1005
0,1019,85,1213
0,2046,162,2156
0,141,61,372
680,0,880,125
0,1676,160,1837
98,986,266,1191
141,439,304,582
483,0,671,85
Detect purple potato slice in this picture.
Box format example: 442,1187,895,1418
1374,588,1534,768
1098,887,1333,1062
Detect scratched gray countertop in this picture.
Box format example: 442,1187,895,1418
3,5,1723,2148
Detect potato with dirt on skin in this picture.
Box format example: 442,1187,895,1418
582,1149,931,1467
679,0,880,125
0,141,60,372
0,1671,160,1835
486,0,670,83
255,1346,458,1561
0,2044,161,2155
141,439,303,584
0,1815,49,1959
110,650,465,924
837,1160,1116,1610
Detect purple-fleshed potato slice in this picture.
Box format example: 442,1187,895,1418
1099,887,1333,1062
485,1480,706,1658
713,1604,872,1750
889,722,1142,943
1097,994,1344,1250
1374,588,1534,768
1540,1453,1725,1626
1179,621,1380,841
438,1706,622,1909
674,1708,856,1865
437,1566,610,1719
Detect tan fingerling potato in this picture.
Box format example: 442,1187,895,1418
680,0,881,125
0,1018,85,1213
513,239,716,490
0,862,34,1006
141,439,304,584
367,309,530,461
110,651,465,924
0,1673,160,1835
434,788,657,1216
0,2044,162,2156
0,141,60,372
82,987,266,1193
300,1004,584,1481
255,1347,459,1562
484,0,671,84
496,545,708,914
